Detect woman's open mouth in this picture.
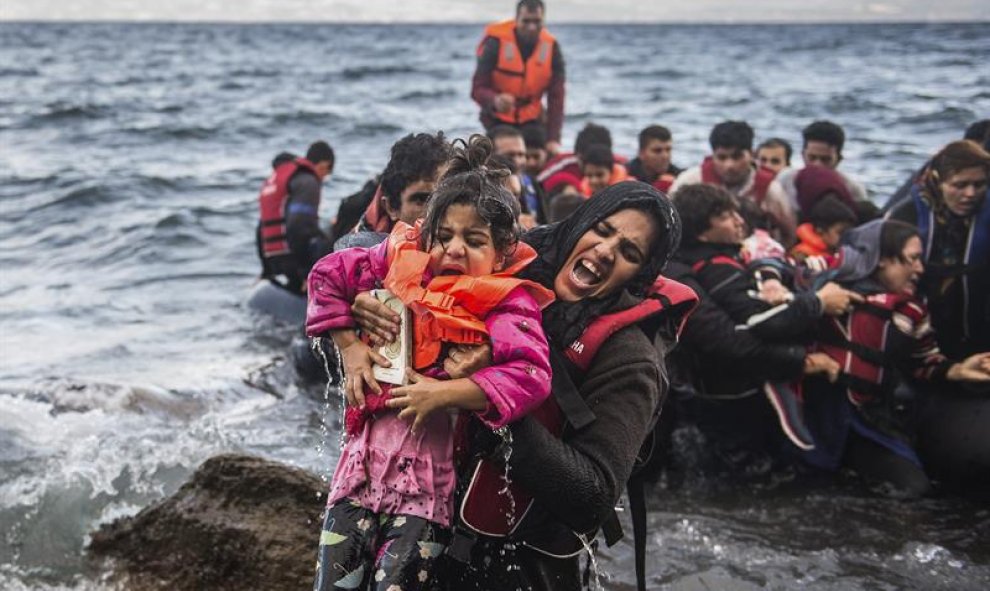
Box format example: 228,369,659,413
570,258,604,287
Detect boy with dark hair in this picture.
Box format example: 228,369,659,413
579,144,619,196
256,140,336,294
626,124,683,192
777,120,868,210
670,120,796,246
802,121,846,167
355,131,451,234
521,124,548,177
756,138,792,175
790,195,857,263
538,122,620,194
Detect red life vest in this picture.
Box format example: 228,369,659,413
458,276,698,554
817,292,924,405
700,156,776,204
653,173,676,194
257,158,318,258
479,20,556,125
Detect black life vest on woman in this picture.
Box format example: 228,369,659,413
257,157,318,258
453,276,697,591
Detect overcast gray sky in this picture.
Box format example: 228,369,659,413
2,0,987,22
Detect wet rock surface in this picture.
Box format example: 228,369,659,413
88,453,325,590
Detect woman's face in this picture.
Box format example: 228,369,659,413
553,209,658,302
876,235,924,295
939,166,987,217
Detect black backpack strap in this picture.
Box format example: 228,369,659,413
601,511,623,547
628,471,648,591
549,347,596,430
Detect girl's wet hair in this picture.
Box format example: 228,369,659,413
421,134,522,257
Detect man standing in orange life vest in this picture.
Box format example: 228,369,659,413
472,0,565,156
256,141,334,294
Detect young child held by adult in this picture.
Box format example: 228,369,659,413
305,135,554,591
579,144,628,197
790,194,858,267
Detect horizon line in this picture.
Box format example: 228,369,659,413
2,18,988,26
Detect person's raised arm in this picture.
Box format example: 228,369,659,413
544,42,566,150
471,37,501,112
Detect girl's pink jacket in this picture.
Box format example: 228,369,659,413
306,240,551,527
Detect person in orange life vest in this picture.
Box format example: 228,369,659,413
353,182,686,591
626,124,684,193
800,220,990,497
256,141,335,294
489,125,546,225
579,144,629,197
777,120,869,212
887,139,990,360
354,131,451,236
670,120,797,247
756,137,793,175
790,195,857,264
472,0,565,155
537,121,614,192
306,136,554,591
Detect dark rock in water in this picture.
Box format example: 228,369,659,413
88,454,325,590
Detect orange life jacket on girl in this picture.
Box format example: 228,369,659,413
579,163,630,197
700,156,775,204
479,20,556,126
257,158,318,258
383,221,555,370
817,292,923,405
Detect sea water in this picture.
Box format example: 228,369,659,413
1,21,988,590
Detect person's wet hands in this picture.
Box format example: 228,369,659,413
493,93,515,113
351,291,400,347
443,343,493,379
816,282,865,316
753,277,792,306
947,352,990,382
387,369,446,433
804,352,841,382
337,338,389,408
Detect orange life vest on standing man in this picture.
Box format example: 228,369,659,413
479,19,556,126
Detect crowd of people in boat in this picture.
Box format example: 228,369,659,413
251,2,990,590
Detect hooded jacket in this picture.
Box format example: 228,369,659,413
450,182,685,590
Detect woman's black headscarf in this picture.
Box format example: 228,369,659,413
520,181,681,347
